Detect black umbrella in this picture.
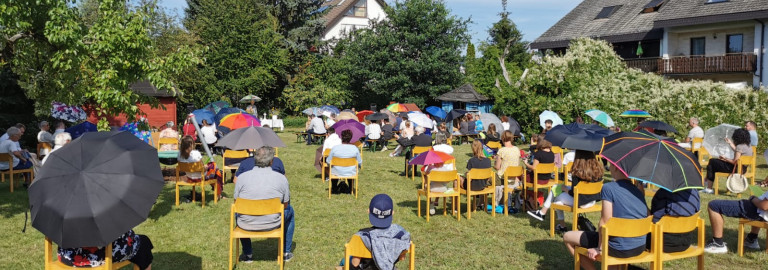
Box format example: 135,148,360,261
544,123,610,152
637,120,678,133
29,131,164,248
216,126,286,150
600,130,702,192
507,117,522,137
365,112,388,121
445,109,468,123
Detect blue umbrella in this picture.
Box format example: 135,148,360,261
302,107,319,115
425,106,447,120
202,101,231,114
64,121,98,140
544,123,610,152
318,105,340,116
192,109,215,125
215,107,246,125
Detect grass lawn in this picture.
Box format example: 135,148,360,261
1,128,767,269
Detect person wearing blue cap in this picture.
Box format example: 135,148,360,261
337,194,411,270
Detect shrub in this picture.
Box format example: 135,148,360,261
282,115,307,129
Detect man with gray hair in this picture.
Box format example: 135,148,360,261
0,127,33,185
37,121,54,145
681,117,705,152
400,126,433,176
42,132,72,164
234,146,295,263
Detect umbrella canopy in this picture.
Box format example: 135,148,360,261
337,111,358,121
445,109,468,123
619,110,652,118
215,107,246,125
29,131,164,248
51,102,87,122
637,120,678,133
219,113,261,134
600,131,702,192
507,117,522,137
480,113,503,132
408,149,453,165
703,124,741,159
585,109,615,127
539,110,564,129
365,112,388,121
379,109,397,124
318,105,340,117
407,112,433,129
356,110,374,122
425,106,447,120
119,122,152,144
216,126,286,150
202,101,231,114
544,123,610,152
302,107,319,116
192,109,215,125
402,103,421,112
332,119,366,142
65,121,98,140
387,103,408,113
239,94,261,104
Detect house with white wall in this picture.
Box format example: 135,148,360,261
530,0,768,89
321,0,388,41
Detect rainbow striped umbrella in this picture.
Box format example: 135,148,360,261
619,110,652,118
387,103,408,113
219,113,261,134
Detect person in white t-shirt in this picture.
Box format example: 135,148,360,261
200,119,217,150
367,120,382,141
422,135,454,215
306,115,327,145
42,132,72,164
178,135,203,180
325,113,337,129
685,117,704,144
0,127,33,185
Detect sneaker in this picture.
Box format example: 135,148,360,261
283,252,294,262
527,210,545,221
495,205,504,214
704,240,728,254
701,188,714,194
744,237,761,250
238,254,253,263
381,146,389,151
429,206,436,215
556,224,568,234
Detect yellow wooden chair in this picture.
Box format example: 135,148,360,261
523,163,558,211
320,148,331,182
458,168,496,219
175,161,218,207
228,198,285,270
44,237,138,270
0,153,34,193
574,216,658,270
738,185,768,257
713,154,755,196
353,141,364,170
690,137,703,154
655,214,704,270
502,166,525,216
222,149,249,182
274,147,279,157
417,170,460,222
697,147,711,185
486,141,502,150
328,157,359,198
563,162,573,187
155,137,178,150
549,181,603,237
410,146,432,181
37,142,52,158
344,235,415,270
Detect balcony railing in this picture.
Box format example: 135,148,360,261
658,54,757,74
625,58,660,73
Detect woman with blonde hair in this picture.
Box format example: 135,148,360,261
494,131,521,212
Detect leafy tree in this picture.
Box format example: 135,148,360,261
337,0,470,107
281,55,352,113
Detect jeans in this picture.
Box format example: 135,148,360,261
240,204,295,254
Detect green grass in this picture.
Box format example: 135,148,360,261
2,129,768,269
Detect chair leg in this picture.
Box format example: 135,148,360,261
738,222,745,257
201,182,206,208
9,173,13,193
175,183,180,206
417,193,422,218
467,194,472,220
549,207,555,237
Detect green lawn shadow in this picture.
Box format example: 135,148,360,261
153,251,202,270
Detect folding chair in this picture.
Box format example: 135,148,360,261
417,170,460,222
328,157,359,198
0,153,34,193
175,161,218,207
655,214,704,270
45,237,138,270
228,198,285,270
459,168,496,219
549,181,602,237
574,216,657,270
344,235,415,270
502,166,525,216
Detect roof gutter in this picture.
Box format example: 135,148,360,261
757,19,765,89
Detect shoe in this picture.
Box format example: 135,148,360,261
381,146,389,151
702,188,714,194
283,252,294,262
398,172,408,176
486,204,494,212
495,205,504,214
744,237,761,250
508,208,519,214
527,210,545,221
238,254,253,263
556,224,568,234
704,240,728,254
429,206,436,215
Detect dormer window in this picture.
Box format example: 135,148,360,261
346,0,367,17
641,0,665,13
706,0,728,3
595,5,621,19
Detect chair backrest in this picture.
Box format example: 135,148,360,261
444,158,456,166
223,150,249,159
156,137,178,149
413,146,431,155
45,237,119,270
345,235,373,259
534,163,557,175
323,148,331,157
656,213,702,234
486,141,501,149
738,154,755,175
573,181,603,196
691,137,703,151
331,157,358,167
603,216,653,238
503,166,525,179
427,170,458,183
233,198,284,216
177,161,205,174
0,153,13,163
467,168,494,181
551,146,563,155
698,148,710,164
37,142,52,153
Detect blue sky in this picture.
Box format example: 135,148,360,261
158,0,579,44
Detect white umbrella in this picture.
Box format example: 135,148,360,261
480,113,503,132
407,112,433,129
703,124,740,159
539,110,564,129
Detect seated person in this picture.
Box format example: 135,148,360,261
389,121,414,157
305,114,327,145
336,194,411,270
42,132,72,164
366,120,382,146
466,115,476,135
473,114,483,134
177,135,223,199
158,121,179,151
705,190,768,253
485,124,500,143
378,119,395,151
703,128,752,194
524,138,555,186
327,130,362,194
542,119,553,134
563,165,648,270
37,121,54,156
494,131,522,212
422,135,455,215
401,127,432,175
0,127,33,185
649,188,700,253
235,146,295,262
58,230,153,270
314,128,340,173
461,140,492,210
53,121,67,137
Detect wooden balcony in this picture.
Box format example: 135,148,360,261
624,58,659,73
658,54,757,74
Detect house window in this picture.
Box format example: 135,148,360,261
345,0,367,17
595,5,621,19
641,0,665,13
706,0,728,3
690,37,706,56
726,34,743,54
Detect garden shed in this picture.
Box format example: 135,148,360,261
84,80,177,129
436,84,492,113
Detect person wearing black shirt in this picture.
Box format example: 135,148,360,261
400,127,432,175
461,140,492,210
379,119,395,151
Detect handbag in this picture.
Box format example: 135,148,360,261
577,214,597,232
726,162,748,194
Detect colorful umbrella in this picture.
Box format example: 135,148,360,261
600,130,702,192
332,119,366,142
215,107,246,125
702,124,741,159
425,106,447,120
192,109,215,125
637,120,678,133
119,122,152,144
408,149,453,166
51,102,87,122
356,110,374,122
619,110,652,118
202,101,231,114
219,113,261,134
585,109,615,127
407,112,433,129
544,123,610,152
539,110,564,129
239,94,261,104
387,103,408,113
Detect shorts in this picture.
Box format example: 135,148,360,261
579,231,646,258
708,198,763,221
646,232,693,253
130,235,154,270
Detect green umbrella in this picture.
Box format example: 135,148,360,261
636,41,644,57
239,94,261,105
